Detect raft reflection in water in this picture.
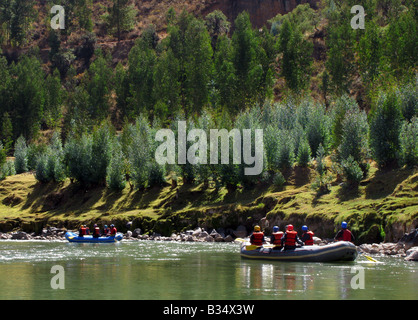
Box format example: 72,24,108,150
238,261,361,299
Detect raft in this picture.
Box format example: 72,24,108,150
240,241,357,262
65,231,123,243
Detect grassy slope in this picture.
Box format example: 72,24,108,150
0,162,416,243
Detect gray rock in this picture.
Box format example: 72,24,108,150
398,228,418,250
405,247,418,261
233,225,247,238
11,231,30,240
132,228,142,237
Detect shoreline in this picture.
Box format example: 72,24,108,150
2,227,417,260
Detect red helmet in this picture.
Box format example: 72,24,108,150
287,224,294,231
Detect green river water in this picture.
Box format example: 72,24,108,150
0,240,416,300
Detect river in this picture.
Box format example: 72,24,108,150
0,240,416,300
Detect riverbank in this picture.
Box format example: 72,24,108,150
0,164,416,244
2,226,417,261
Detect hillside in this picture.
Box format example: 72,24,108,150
0,0,416,244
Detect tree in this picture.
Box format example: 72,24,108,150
9,55,45,140
0,112,13,154
106,139,126,191
14,135,28,174
126,35,157,117
10,0,34,46
86,52,112,121
44,69,64,129
278,19,313,92
385,10,417,79
0,0,13,44
399,117,418,167
152,49,181,120
326,22,355,95
231,11,261,109
106,0,137,42
204,10,230,49
357,19,382,85
369,91,403,167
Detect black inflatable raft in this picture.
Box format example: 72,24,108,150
240,241,358,262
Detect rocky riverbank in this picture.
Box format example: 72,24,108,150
2,226,417,261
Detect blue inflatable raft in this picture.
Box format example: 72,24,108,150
240,241,357,262
65,231,123,243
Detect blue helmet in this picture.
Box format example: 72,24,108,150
341,221,348,229
302,225,308,231
273,226,279,232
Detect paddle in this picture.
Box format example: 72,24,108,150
358,251,379,263
235,238,276,250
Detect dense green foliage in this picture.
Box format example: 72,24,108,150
0,1,416,188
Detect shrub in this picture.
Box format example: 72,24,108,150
399,117,418,167
297,136,311,167
273,171,285,187
106,140,126,191
398,81,417,122
338,107,370,164
64,133,93,185
341,155,363,185
369,91,403,167
35,154,51,183
0,160,15,180
14,136,28,174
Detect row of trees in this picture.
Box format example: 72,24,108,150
2,84,416,191
0,2,416,144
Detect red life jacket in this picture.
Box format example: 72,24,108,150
80,227,86,235
251,232,264,246
285,230,298,246
272,231,284,245
93,227,100,236
342,229,352,242
304,231,314,245
110,227,117,236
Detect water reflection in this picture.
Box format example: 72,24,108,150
238,260,363,299
0,241,417,299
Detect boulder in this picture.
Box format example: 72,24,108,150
11,231,30,240
405,247,418,261
132,228,142,237
233,225,247,238
398,228,418,250
224,235,234,242
125,230,132,238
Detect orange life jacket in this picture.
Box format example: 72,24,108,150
272,231,284,245
251,232,264,246
303,231,314,245
93,227,100,237
285,230,298,246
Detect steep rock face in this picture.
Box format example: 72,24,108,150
203,0,319,27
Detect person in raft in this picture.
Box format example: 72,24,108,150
300,225,314,245
92,224,101,238
103,225,109,236
334,221,355,243
281,224,303,250
270,226,284,249
108,224,117,236
79,225,87,237
250,225,266,246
